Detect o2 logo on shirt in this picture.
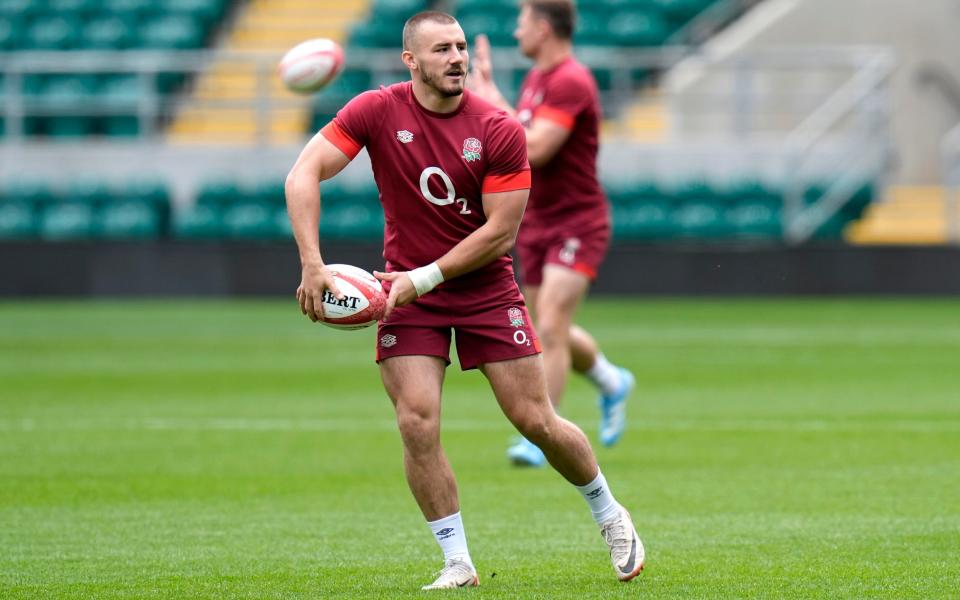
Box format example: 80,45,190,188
418,167,471,215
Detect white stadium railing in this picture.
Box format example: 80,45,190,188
943,123,960,245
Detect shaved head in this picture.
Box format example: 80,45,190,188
403,10,458,51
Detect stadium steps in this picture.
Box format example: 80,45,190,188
615,92,668,141
167,0,369,145
846,186,951,245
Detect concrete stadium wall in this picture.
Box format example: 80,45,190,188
668,0,960,184
2,242,959,296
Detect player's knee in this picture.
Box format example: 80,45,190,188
536,308,569,344
395,406,440,450
512,409,553,444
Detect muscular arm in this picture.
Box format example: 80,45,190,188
376,188,529,317
525,118,571,168
285,130,353,321
436,187,528,280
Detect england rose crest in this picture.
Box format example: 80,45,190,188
462,137,482,162
507,307,524,328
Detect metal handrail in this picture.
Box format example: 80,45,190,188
943,122,960,244
781,50,894,244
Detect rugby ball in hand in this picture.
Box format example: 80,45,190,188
278,38,345,94
319,264,386,330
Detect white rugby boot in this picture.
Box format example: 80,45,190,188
420,558,479,590
599,506,645,582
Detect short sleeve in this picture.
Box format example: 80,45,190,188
320,89,385,159
535,69,592,131
482,115,531,194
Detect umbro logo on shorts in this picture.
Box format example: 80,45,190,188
380,334,397,348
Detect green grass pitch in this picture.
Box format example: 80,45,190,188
1,298,958,599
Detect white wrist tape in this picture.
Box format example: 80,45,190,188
408,262,444,297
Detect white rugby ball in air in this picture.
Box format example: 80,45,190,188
278,38,345,94
319,264,386,330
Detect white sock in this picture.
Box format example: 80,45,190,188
586,353,623,396
575,470,621,524
427,511,473,566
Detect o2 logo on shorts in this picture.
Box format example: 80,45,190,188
419,166,471,215
507,306,531,346
513,330,530,346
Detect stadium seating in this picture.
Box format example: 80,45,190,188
0,178,171,239
0,0,234,138
0,173,876,242
173,178,385,241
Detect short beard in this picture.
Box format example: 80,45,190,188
420,69,464,98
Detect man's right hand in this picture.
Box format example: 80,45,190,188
469,34,513,114
296,260,343,322
472,34,494,83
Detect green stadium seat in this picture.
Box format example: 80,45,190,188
100,74,143,101
457,0,515,10
100,115,139,136
574,8,608,47
0,202,37,239
82,17,135,49
712,178,778,203
327,68,374,97
320,203,383,240
47,0,103,19
98,200,164,239
244,180,286,207
605,178,661,205
122,179,172,229
457,12,514,47
726,198,781,238
34,76,100,137
3,180,57,208
196,179,240,208
844,182,875,218
98,74,144,136
162,0,225,27
651,0,714,24
0,15,23,50
349,20,400,49
673,200,728,238
103,0,155,22
595,0,657,9
123,179,171,205
222,202,284,239
334,178,380,203
22,74,47,98
64,178,112,206
140,16,205,49
608,11,671,46
613,198,674,240
0,0,41,21
24,17,82,50
661,178,713,203
274,208,294,238
173,204,222,238
39,203,97,239
369,0,426,19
